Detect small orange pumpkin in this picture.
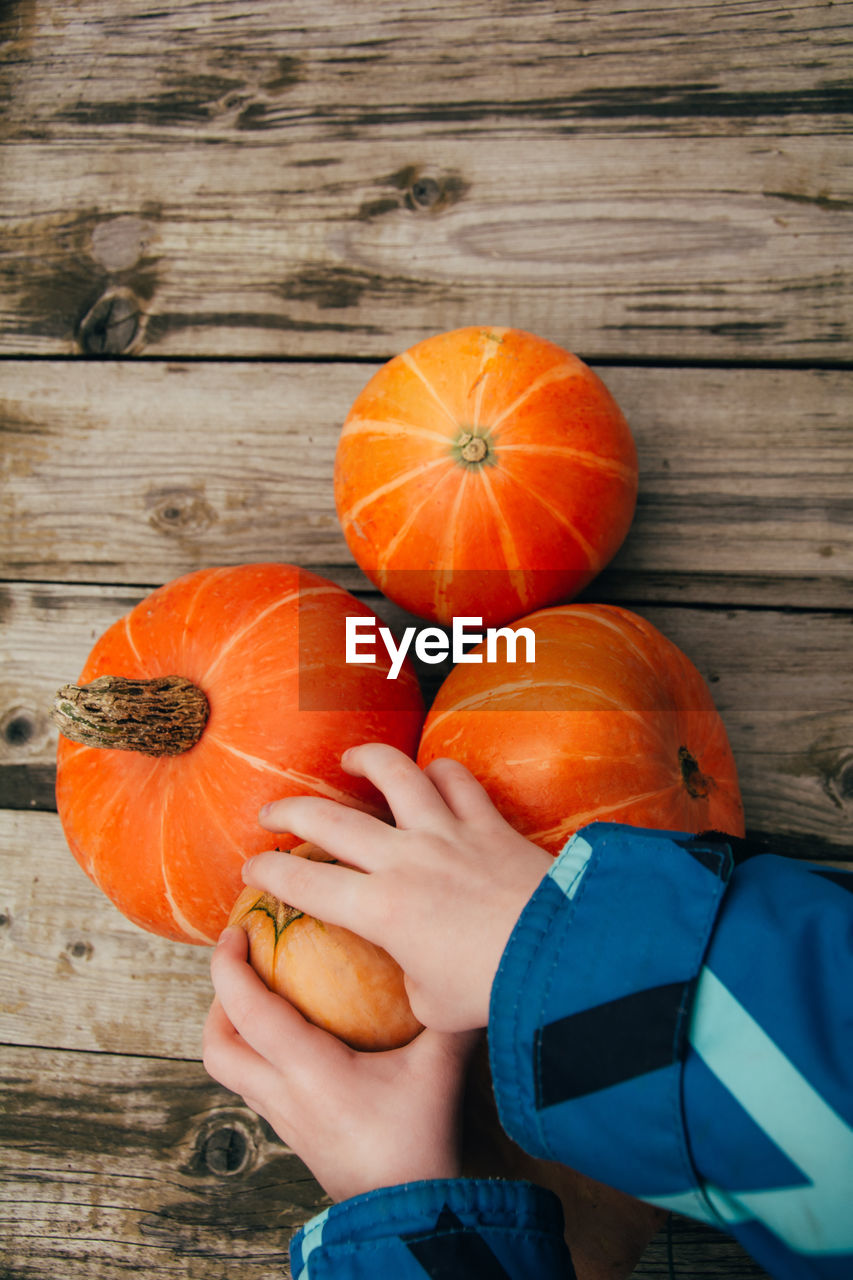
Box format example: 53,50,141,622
228,841,423,1052
334,326,638,627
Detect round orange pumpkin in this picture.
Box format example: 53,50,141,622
52,564,424,945
228,841,423,1052
334,326,638,627
417,603,744,848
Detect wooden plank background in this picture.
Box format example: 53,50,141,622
2,0,852,361
1,1,851,1277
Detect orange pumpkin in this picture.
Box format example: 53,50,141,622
334,326,638,628
52,564,424,944
417,603,745,847
228,841,423,1052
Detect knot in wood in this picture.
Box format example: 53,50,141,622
201,1123,251,1176
409,176,441,209
3,708,36,747
146,485,218,537
77,288,141,354
837,757,853,803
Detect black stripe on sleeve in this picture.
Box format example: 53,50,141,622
535,980,693,1110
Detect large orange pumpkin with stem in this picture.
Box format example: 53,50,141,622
334,326,638,628
52,564,424,945
417,603,745,847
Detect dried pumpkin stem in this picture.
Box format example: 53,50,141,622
50,675,209,756
679,746,712,800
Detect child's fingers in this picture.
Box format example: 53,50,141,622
240,852,379,939
210,926,335,1071
258,794,395,870
202,996,299,1136
421,756,505,826
202,995,270,1089
341,742,452,831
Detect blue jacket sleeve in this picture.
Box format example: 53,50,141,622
488,823,853,1280
289,1177,574,1278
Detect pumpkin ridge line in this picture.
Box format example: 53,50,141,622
498,443,637,485
527,780,690,844
343,455,450,527
469,330,504,428
207,738,377,809
431,469,474,619
192,764,248,858
475,464,533,605
373,463,460,579
122,611,144,667
548,607,665,683
400,350,460,432
201,586,342,684
180,565,235,657
340,415,451,446
159,772,216,945
420,680,667,745
417,681,551,737
503,751,663,767
487,360,581,434
492,466,602,574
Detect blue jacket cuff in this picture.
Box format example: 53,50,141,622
488,822,732,1202
290,1178,567,1278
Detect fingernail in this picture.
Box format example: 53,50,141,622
241,856,256,880
258,802,273,820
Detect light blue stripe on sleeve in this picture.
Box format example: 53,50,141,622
295,1205,331,1278
689,967,853,1255
547,833,594,899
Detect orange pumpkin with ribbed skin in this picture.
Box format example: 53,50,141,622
228,841,423,1052
417,603,744,849
53,564,424,945
334,326,638,628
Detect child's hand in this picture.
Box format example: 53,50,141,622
203,926,477,1202
244,743,553,1032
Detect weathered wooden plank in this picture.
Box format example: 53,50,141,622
0,1043,326,1279
0,809,213,1058
0,1043,768,1279
1,0,851,359
4,0,850,144
2,362,850,604
3,581,852,849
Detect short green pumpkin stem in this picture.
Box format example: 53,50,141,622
453,428,495,468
